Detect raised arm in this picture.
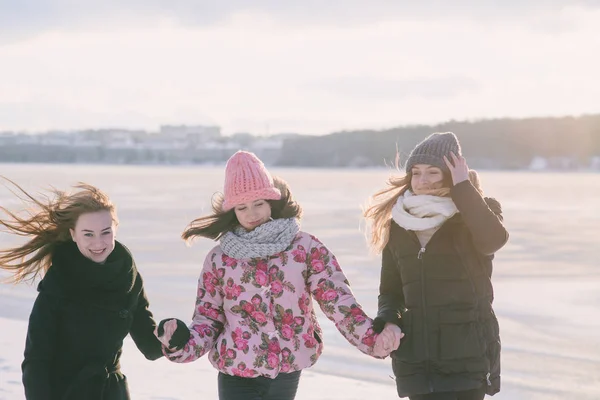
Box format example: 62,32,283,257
451,181,508,255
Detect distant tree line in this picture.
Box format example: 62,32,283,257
1,114,599,169
276,114,600,169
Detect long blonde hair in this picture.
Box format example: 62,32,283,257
0,177,117,283
363,169,483,254
362,174,412,255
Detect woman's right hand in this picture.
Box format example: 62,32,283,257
154,318,191,350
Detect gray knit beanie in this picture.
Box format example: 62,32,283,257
405,132,461,173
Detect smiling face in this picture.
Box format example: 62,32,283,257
233,199,272,231
69,210,117,264
410,164,445,195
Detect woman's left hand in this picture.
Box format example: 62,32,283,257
443,152,470,186
373,323,404,357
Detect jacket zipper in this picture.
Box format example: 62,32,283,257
411,228,449,393
417,245,434,393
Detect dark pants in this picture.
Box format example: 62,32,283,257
409,386,486,400
218,371,302,400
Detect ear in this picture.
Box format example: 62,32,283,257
69,228,76,242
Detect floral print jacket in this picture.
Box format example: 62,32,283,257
163,231,379,378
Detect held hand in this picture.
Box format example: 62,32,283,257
382,323,404,351
373,323,404,357
155,318,190,350
443,151,469,186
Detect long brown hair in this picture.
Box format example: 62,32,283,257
0,177,117,283
182,176,302,243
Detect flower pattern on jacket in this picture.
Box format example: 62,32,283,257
162,231,379,378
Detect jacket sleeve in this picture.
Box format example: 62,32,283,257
129,276,163,361
22,292,59,400
305,236,379,357
450,180,509,255
374,240,405,332
162,252,225,363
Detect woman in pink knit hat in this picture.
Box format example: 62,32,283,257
154,150,400,400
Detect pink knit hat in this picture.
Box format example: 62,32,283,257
222,151,282,211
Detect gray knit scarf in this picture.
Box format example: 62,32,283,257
220,218,300,259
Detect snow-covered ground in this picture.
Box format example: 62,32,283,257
1,164,599,399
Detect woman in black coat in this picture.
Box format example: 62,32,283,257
364,133,509,400
0,179,163,400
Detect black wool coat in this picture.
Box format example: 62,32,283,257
376,180,509,398
22,240,163,400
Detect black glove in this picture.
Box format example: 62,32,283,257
156,318,191,350
373,316,386,334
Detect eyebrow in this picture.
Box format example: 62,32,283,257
81,227,112,232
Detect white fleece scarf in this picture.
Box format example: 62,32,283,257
391,190,458,231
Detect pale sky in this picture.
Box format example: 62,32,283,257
0,1,599,135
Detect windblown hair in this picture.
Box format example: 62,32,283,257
362,174,413,255
182,176,302,243
0,177,117,283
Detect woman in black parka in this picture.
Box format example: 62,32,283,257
363,133,509,400
0,178,163,400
